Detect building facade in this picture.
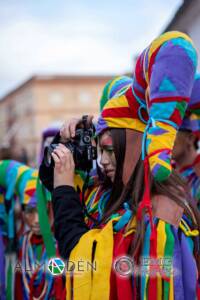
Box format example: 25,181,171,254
0,75,113,165
163,0,200,68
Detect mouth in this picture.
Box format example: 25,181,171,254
31,225,40,232
105,170,114,176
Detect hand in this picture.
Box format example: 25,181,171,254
52,144,75,188
60,115,94,140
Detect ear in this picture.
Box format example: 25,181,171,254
188,132,196,147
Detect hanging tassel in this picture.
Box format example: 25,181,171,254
137,157,158,299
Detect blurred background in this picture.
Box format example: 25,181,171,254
0,0,199,166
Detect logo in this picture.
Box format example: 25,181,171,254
48,258,65,276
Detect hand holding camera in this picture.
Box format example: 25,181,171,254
52,144,75,188
43,115,97,173
60,115,94,140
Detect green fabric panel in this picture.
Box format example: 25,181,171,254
6,258,12,300
36,179,56,258
163,224,175,300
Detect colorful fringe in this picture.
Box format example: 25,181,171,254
179,154,200,210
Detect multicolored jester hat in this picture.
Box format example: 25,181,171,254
96,30,197,228
0,159,55,258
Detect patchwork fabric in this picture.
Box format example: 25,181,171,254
180,73,200,137
97,31,197,182
0,160,38,207
99,76,133,112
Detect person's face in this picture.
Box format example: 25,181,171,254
99,130,116,182
172,130,196,160
23,207,41,235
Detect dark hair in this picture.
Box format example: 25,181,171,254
180,129,199,150
100,128,200,270
101,128,126,211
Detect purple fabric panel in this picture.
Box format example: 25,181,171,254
0,229,5,300
181,117,200,132
152,128,168,135
152,164,160,176
171,227,184,300
190,119,200,132
189,77,200,106
181,234,197,300
180,117,193,131
42,128,59,139
28,194,37,207
96,116,109,135
109,79,132,98
149,41,195,100
158,150,169,161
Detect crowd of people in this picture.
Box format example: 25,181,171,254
0,30,200,299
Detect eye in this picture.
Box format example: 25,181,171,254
105,146,114,153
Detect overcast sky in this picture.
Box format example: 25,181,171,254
0,0,183,98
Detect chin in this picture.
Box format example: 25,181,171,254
31,229,41,235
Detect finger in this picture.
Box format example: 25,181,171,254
69,120,79,138
56,143,71,154
51,152,61,164
53,145,73,164
65,153,75,170
53,148,67,161
60,121,70,140
87,115,94,127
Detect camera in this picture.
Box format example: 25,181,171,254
43,116,97,171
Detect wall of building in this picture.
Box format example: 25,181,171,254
164,0,200,69
0,76,111,166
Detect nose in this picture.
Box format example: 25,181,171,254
33,212,39,224
100,150,110,167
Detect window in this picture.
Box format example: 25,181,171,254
48,92,64,106
78,92,91,104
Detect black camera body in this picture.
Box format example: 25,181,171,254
43,117,97,171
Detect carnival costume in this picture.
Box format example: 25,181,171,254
178,74,200,209
0,159,64,299
40,31,200,300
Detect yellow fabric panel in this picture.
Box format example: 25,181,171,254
104,94,129,109
32,170,38,177
147,122,176,171
17,165,30,178
66,220,114,300
145,31,194,84
25,179,37,190
74,173,85,192
0,194,4,203
147,123,177,154
104,117,146,132
190,113,200,120
156,220,167,299
149,156,172,172
24,194,30,205
169,271,174,300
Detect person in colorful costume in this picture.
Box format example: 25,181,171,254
173,74,200,210
0,159,64,299
0,159,35,300
6,160,66,300
40,31,200,300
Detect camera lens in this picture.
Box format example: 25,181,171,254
83,135,91,143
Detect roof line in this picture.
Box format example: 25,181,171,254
0,74,116,101
163,0,195,32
